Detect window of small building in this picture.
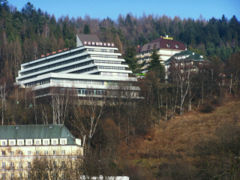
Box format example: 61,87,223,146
10,162,14,169
10,151,14,156
51,139,58,145
2,173,6,180
43,139,50,145
175,44,179,48
2,162,6,169
19,173,23,179
18,151,23,156
61,161,66,168
53,161,57,168
1,140,7,146
28,173,31,179
25,139,33,146
9,139,16,146
28,162,31,169
2,151,6,156
34,139,41,145
17,139,24,146
60,138,67,145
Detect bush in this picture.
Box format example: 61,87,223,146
199,103,215,113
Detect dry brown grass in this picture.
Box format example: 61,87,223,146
119,97,240,173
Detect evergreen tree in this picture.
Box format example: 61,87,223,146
124,46,139,73
148,50,165,81
83,24,90,34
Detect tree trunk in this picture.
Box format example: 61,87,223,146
229,73,233,94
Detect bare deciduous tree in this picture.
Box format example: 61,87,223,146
51,88,70,124
73,90,106,150
169,61,192,115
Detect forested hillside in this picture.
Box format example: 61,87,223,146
0,1,240,83
1,1,240,179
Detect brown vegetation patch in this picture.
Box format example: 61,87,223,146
119,98,240,176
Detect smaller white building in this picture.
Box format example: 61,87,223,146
0,124,83,179
136,36,186,73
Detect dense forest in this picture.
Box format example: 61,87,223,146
1,1,240,179
0,1,240,82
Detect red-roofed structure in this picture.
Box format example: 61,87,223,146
137,36,187,73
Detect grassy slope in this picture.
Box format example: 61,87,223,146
119,98,240,176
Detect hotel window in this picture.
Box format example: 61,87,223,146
61,150,65,155
166,44,170,48
27,151,31,155
175,44,179,48
44,151,48,155
36,151,39,155
53,150,56,155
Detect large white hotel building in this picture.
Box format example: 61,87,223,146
16,34,140,100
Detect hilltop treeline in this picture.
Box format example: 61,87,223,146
0,1,240,82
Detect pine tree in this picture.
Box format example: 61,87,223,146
148,50,165,81
83,24,90,34
124,46,139,73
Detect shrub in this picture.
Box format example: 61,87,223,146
199,103,215,113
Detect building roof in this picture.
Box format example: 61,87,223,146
165,50,205,64
77,34,100,43
0,124,76,145
140,37,186,52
